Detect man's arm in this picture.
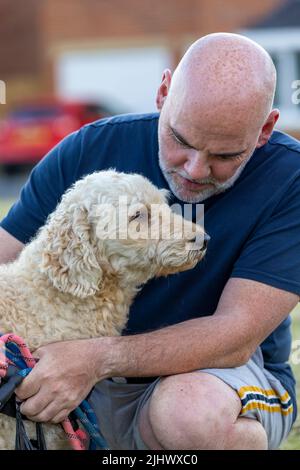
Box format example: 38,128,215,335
107,277,299,377
16,277,298,423
0,227,24,264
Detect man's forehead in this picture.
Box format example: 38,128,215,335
167,80,259,130
174,102,249,130
168,118,250,149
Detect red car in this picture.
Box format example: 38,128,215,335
0,99,114,172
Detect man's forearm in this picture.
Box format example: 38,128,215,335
97,315,254,380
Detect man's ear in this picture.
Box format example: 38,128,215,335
156,69,172,111
256,109,280,149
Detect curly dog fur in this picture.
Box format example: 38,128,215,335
0,170,205,449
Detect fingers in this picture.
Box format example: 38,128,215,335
18,384,79,423
52,409,70,424
19,393,52,421
19,391,72,423
15,370,41,400
23,403,70,424
12,340,100,424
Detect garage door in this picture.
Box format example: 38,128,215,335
56,46,172,113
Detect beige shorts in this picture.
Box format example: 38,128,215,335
88,348,294,450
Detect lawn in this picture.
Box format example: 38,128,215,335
282,304,300,450
0,198,299,449
0,199,13,220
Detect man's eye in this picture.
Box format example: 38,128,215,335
215,154,242,161
176,140,191,149
173,136,191,149
169,131,191,149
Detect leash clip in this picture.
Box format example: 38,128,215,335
0,366,24,410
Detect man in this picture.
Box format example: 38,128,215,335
0,32,299,450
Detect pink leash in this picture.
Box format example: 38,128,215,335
0,333,87,450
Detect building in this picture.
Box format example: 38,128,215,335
241,0,300,136
2,0,297,132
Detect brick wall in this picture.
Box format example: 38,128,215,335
0,0,42,79
41,0,281,43
0,0,282,79
0,0,282,109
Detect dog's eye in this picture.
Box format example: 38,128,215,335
129,211,141,222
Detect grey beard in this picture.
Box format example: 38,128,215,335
158,151,252,203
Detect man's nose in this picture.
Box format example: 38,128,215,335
183,154,211,180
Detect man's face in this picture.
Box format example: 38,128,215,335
158,103,260,203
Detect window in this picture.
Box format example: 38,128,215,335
240,29,300,130
294,51,300,107
269,53,280,108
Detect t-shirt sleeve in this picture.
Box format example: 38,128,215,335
231,175,300,296
0,129,83,244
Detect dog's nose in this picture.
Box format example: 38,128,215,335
189,233,210,249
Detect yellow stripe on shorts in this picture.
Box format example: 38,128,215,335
238,385,293,416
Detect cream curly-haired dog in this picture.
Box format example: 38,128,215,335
0,170,206,449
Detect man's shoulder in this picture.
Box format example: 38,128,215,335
257,130,300,181
269,130,300,157
55,112,159,169
83,112,159,132
52,112,160,181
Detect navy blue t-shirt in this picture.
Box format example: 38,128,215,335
1,113,300,421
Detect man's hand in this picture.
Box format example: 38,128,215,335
14,338,111,424
13,279,299,425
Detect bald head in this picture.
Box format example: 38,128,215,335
157,33,279,203
166,33,277,133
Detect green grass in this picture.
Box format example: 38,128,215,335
0,197,299,449
281,304,300,450
0,199,13,220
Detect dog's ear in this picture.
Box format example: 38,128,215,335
40,205,102,298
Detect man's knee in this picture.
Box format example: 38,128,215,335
143,372,242,450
